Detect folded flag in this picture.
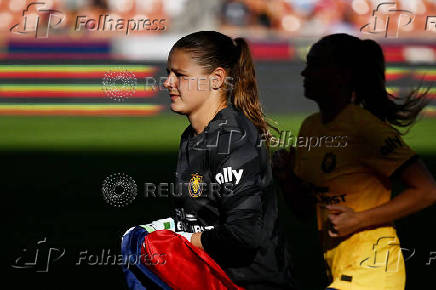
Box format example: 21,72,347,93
121,226,170,290
121,227,244,290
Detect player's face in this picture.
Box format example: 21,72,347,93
164,49,212,115
301,43,345,102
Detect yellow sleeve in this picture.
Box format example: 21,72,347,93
357,109,416,177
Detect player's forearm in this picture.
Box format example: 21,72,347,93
191,232,203,249
358,187,436,229
198,218,263,265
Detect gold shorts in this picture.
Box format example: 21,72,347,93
324,227,405,290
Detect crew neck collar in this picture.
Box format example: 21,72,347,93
320,103,353,126
190,104,233,137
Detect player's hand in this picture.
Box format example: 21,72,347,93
176,231,193,242
327,205,363,237
176,232,203,248
272,147,295,182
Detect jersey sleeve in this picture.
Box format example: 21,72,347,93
356,110,416,177
293,115,313,175
200,128,265,265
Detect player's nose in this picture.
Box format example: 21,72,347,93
163,74,175,89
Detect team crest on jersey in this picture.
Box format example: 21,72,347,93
321,152,336,173
188,173,203,198
380,135,403,156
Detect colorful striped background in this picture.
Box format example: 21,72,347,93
386,67,436,81
0,104,162,116
1,39,112,60
0,65,156,79
0,38,434,116
0,64,163,116
0,38,163,117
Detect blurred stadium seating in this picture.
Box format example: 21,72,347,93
221,0,436,38
0,0,435,117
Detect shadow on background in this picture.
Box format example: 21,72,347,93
3,150,436,289
4,151,176,289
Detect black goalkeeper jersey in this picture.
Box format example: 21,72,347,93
173,105,294,289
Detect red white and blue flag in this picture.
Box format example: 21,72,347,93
121,226,243,290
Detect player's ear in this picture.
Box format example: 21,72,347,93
209,67,226,90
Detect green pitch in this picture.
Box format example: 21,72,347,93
0,114,435,153
2,114,435,290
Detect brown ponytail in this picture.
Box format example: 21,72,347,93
172,31,278,145
231,38,278,143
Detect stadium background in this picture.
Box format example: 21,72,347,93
1,0,435,289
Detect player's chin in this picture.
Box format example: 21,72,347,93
303,90,318,101
303,93,313,100
170,102,187,115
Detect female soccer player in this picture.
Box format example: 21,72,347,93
134,31,293,289
273,33,436,290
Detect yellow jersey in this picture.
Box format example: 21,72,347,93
294,104,415,289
